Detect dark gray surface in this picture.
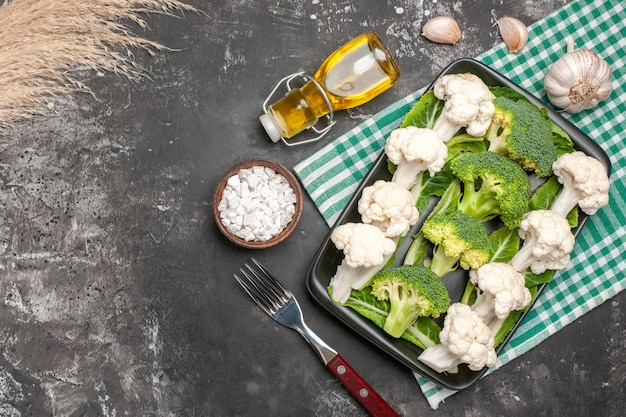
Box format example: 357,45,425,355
0,1,623,416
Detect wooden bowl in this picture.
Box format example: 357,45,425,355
213,159,303,249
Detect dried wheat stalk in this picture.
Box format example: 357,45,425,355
0,0,198,130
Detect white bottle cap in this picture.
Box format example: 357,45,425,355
259,114,283,143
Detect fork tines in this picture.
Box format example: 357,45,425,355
234,258,290,316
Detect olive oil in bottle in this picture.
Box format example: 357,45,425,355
260,32,400,144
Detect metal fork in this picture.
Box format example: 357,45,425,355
234,258,400,417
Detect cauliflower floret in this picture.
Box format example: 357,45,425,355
332,222,396,268
432,73,496,142
385,126,448,189
468,262,532,324
358,180,420,237
418,303,497,373
329,223,397,304
509,210,575,275
441,303,497,371
551,151,610,217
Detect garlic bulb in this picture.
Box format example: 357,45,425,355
422,16,462,45
544,40,612,113
497,17,528,53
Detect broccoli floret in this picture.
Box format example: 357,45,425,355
451,151,531,229
486,96,557,177
333,285,442,350
403,177,462,267
371,266,450,338
422,210,490,277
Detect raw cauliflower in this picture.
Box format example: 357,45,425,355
358,180,420,237
385,126,448,189
469,262,532,324
551,151,610,217
329,222,397,304
509,210,575,275
418,303,497,372
432,73,496,142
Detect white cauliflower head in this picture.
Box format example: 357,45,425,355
432,73,495,141
358,180,420,238
439,303,497,371
469,262,532,322
510,210,575,275
551,151,610,216
385,126,448,189
331,222,397,269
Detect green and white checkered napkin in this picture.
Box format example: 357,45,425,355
294,0,626,409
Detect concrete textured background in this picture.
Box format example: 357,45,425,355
0,1,624,416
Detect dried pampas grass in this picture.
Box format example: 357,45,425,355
0,0,198,130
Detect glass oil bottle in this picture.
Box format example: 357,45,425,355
260,31,400,146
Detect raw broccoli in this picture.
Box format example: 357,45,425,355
331,285,443,350
422,210,490,277
403,177,462,267
451,151,531,229
370,266,450,338
485,96,557,177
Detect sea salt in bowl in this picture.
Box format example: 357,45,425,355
213,159,303,249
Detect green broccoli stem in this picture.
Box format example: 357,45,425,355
403,178,462,267
457,180,500,222
486,122,507,154
428,245,459,278
384,294,420,338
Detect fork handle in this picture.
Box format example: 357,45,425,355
327,354,400,417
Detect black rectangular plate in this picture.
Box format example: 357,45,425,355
306,58,612,390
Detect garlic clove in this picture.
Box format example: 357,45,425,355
497,17,528,53
422,16,462,45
